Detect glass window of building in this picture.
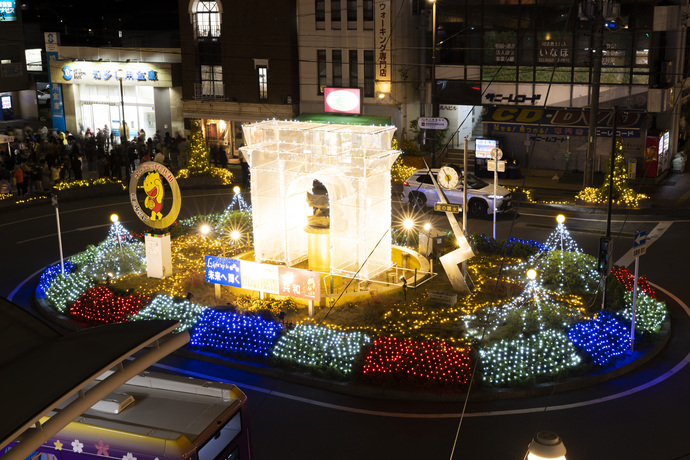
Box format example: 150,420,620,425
201,64,223,97
349,50,358,88
347,0,357,28
258,66,268,101
331,0,341,28
363,0,373,29
363,50,374,97
317,49,327,95
332,50,342,87
316,0,325,29
194,1,220,40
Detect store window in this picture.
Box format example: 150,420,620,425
317,50,327,95
193,1,221,41
363,0,373,29
201,64,224,97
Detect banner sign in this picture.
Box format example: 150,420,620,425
375,1,391,83
483,106,643,138
205,256,321,301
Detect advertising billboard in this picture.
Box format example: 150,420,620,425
324,87,361,114
475,138,499,159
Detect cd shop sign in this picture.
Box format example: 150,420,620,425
484,106,642,136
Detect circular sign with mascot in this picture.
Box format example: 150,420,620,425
129,162,181,229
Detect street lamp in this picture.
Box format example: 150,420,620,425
117,69,127,146
526,431,567,460
428,0,438,167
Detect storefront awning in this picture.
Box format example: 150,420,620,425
296,113,392,126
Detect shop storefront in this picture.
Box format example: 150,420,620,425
49,60,180,142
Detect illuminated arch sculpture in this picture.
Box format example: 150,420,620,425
240,120,400,280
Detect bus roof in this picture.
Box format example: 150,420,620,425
25,371,246,460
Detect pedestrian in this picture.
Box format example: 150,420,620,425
240,153,250,188
40,159,51,191
12,164,24,197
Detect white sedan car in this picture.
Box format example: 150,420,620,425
401,168,512,217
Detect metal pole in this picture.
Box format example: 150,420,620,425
585,0,604,188
119,73,126,145
51,195,65,275
631,255,639,351
602,107,617,309
430,0,437,167
493,157,498,240
462,134,468,277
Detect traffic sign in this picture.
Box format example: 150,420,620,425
633,230,647,257
490,147,503,160
434,202,460,213
487,160,506,172
633,230,647,247
419,117,449,130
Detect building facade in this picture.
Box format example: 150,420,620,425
178,0,300,160
297,0,423,140
429,0,689,179
0,2,34,123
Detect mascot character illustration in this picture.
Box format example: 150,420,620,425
143,171,164,221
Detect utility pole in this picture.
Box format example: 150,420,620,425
583,0,605,188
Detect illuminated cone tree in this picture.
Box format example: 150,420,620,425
576,138,648,206
186,119,211,175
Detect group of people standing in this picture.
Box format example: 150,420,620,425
0,124,192,199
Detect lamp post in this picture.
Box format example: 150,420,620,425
526,431,567,460
117,69,127,146
428,0,437,167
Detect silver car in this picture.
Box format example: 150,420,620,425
401,168,512,217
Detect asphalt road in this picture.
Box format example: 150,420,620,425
2,190,690,459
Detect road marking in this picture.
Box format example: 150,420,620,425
615,221,672,268
674,188,690,206
16,223,118,244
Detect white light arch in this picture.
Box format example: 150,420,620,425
241,120,400,279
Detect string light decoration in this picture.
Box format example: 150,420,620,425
53,177,125,190
225,186,252,213
479,330,582,386
45,271,95,312
464,274,585,341
390,157,418,183
575,138,649,207
189,309,283,358
568,311,629,366
272,324,372,375
68,286,149,324
183,119,211,175
619,289,667,334
131,294,208,332
611,266,656,298
361,336,472,385
36,261,75,298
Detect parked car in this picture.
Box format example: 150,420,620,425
401,168,512,217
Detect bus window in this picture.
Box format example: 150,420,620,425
197,412,241,460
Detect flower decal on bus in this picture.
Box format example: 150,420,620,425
71,440,84,453
95,439,110,456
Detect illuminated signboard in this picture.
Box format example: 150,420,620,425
49,61,173,87
475,138,499,159
0,1,16,21
324,87,361,114
205,256,321,301
1,95,11,110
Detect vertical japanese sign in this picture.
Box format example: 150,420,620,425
375,1,391,86
205,256,321,301
44,32,66,133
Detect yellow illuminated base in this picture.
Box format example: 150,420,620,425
305,226,331,273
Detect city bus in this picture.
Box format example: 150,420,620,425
1,370,251,460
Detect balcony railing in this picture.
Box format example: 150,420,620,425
194,83,226,101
